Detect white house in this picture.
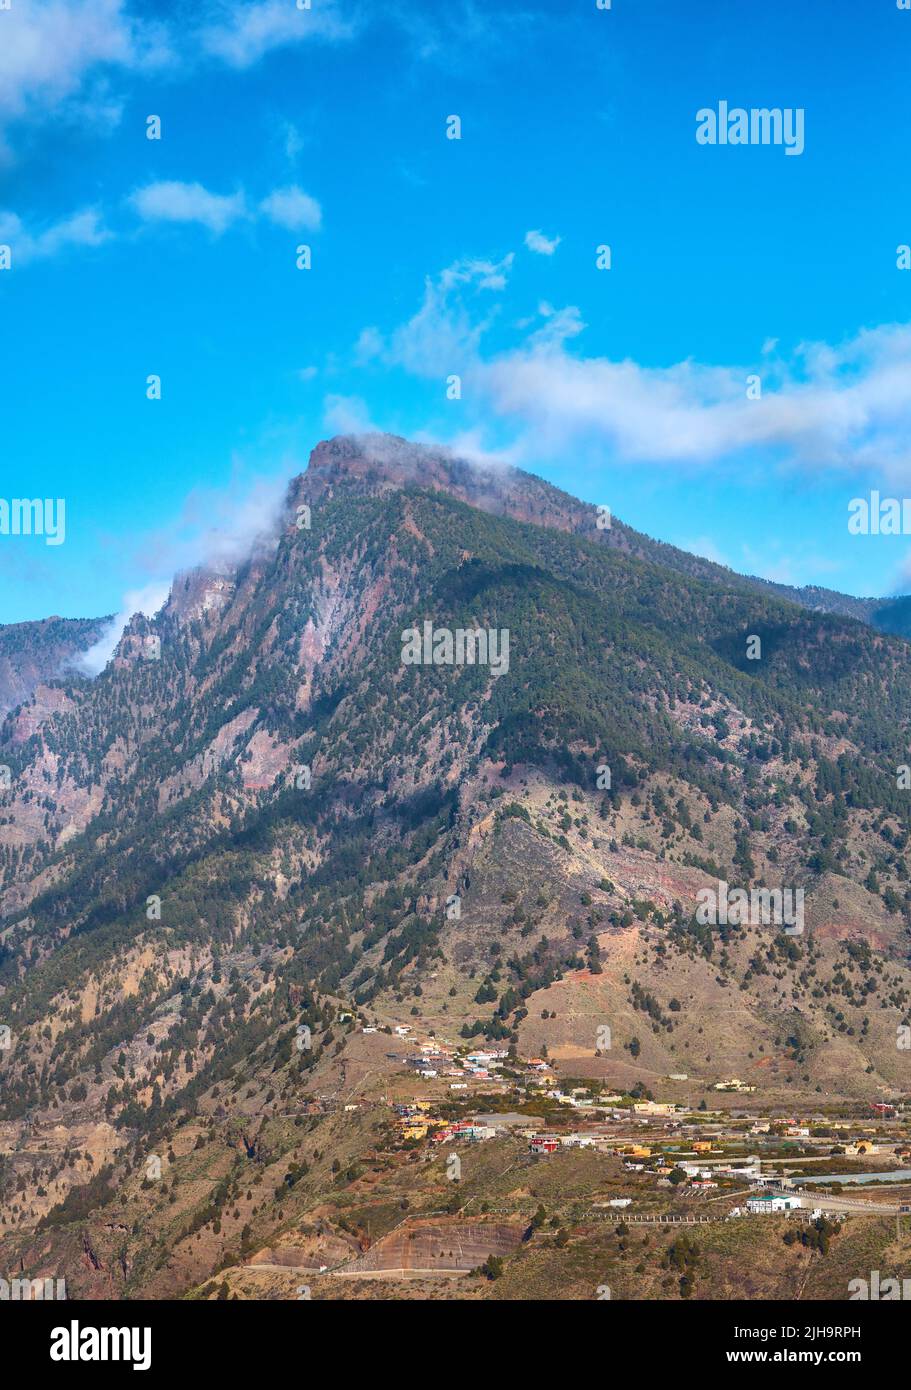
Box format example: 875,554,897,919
719,1161,762,1180
747,1194,801,1214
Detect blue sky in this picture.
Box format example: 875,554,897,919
2,0,911,627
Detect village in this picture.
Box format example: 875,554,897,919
357,1022,911,1224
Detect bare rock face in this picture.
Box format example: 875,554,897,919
166,568,237,625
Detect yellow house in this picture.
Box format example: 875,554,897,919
400,1122,429,1140
625,1145,652,1158
693,1141,714,1153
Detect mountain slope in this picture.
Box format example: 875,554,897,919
298,433,911,634
1,433,910,1298
0,615,111,717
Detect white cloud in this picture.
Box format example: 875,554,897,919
382,254,514,378
282,121,304,163
524,228,560,256
198,0,355,68
258,185,322,232
354,326,384,365
0,0,171,158
128,180,324,239
355,244,911,487
481,322,911,478
0,206,111,263
529,301,586,348
386,0,511,72
136,468,291,585
77,581,171,677
0,1,355,159
80,465,293,678
439,254,514,293
421,427,519,470
130,181,247,235
323,393,377,435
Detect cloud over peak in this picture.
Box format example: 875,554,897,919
352,240,911,486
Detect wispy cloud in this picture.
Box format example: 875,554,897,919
197,0,356,69
0,206,112,263
2,177,321,266
439,255,514,293
357,243,911,485
360,253,514,378
0,0,355,160
281,120,305,164
524,229,560,256
80,467,291,676
258,185,322,232
323,393,378,435
354,326,384,366
482,321,911,479
0,0,172,160
129,180,323,237
142,470,290,575
129,180,248,235
76,581,171,677
386,0,528,73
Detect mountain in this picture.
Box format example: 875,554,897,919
299,434,911,634
0,436,905,721
0,615,111,718
1,432,911,1300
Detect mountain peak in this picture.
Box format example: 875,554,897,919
301,432,506,497
294,432,591,537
